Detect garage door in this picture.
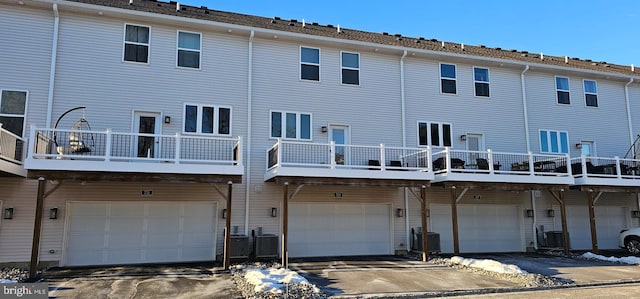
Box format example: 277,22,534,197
554,206,628,250
64,202,217,266
289,203,392,257
430,204,523,253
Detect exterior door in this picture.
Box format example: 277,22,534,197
330,125,350,165
466,134,485,165
134,112,161,158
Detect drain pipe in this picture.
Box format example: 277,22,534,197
244,30,254,235
399,50,411,250
624,78,638,225
46,2,60,128
520,65,538,249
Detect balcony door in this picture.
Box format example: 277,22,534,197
134,111,161,158
466,133,485,165
330,125,350,165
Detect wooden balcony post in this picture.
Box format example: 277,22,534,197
559,190,570,255
450,187,460,254
420,185,429,262
223,181,233,271
104,129,112,162
29,177,46,279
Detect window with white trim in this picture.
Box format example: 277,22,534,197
177,31,201,69
418,122,452,147
473,67,490,97
300,47,320,81
341,51,359,85
123,24,149,63
556,76,570,104
539,130,569,154
584,80,598,107
440,63,457,94
0,90,27,137
271,111,311,140
184,104,231,135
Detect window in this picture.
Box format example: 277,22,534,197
0,90,27,137
300,47,320,81
184,104,231,135
123,24,150,63
177,31,201,69
473,67,490,97
440,63,457,94
418,122,452,147
584,80,598,107
341,52,359,85
556,76,570,104
539,130,569,154
271,111,311,140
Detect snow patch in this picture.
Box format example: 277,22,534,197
449,256,527,274
243,267,319,294
581,252,640,265
0,279,17,284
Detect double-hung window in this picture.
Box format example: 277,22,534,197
539,129,569,154
556,76,570,104
0,90,27,137
341,52,359,85
473,67,490,97
300,47,320,81
584,80,598,107
440,63,457,94
271,111,311,140
184,104,231,135
418,122,452,147
123,24,150,63
177,31,201,69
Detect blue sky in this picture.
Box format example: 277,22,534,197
183,0,638,67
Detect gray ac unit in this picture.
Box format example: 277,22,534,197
254,234,279,258
230,235,249,258
411,228,440,253
545,231,569,248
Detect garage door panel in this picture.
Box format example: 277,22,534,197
108,234,144,248
69,217,107,233
561,206,628,250
110,217,144,232
110,204,144,216
71,203,108,216
67,234,104,250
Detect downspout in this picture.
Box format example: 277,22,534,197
520,65,538,249
46,2,60,128
624,78,638,223
244,30,254,235
400,50,410,250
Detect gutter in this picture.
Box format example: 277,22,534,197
244,30,254,235
46,2,60,128
399,50,410,251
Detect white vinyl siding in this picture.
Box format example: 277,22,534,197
123,24,150,63
418,121,452,147
177,30,201,69
270,111,311,140
183,104,231,136
539,129,569,154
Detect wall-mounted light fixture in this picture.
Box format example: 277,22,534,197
547,209,555,218
221,208,227,219
575,143,582,149
49,208,58,220
525,209,534,218
271,207,277,217
632,210,640,218
460,134,467,141
164,116,171,124
3,208,14,219
396,208,404,218
321,126,328,133
425,209,430,218
334,192,343,198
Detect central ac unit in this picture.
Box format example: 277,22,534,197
254,234,278,258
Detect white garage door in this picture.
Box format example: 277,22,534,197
430,204,524,253
65,201,217,266
289,203,392,257
554,205,628,250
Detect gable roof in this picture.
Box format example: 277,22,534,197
64,0,637,77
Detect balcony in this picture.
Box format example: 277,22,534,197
571,156,640,187
24,127,244,182
264,139,433,185
431,148,574,185
0,124,26,177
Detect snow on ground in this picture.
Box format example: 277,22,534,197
0,279,17,283
581,252,640,265
243,267,319,294
449,256,528,274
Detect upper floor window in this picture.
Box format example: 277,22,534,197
123,24,149,63
473,67,490,97
539,129,568,154
177,31,201,69
584,80,598,107
418,121,452,147
341,52,360,85
271,111,311,140
0,90,27,137
184,104,231,135
556,76,570,104
440,63,457,94
300,47,320,81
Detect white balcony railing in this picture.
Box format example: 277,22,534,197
571,156,640,186
25,127,243,176
0,123,24,165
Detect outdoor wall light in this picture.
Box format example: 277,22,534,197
425,209,430,218
271,207,277,217
547,209,555,218
222,208,227,219
164,116,171,124
396,208,404,218
460,134,467,141
575,143,582,149
632,210,640,218
321,126,328,133
49,208,58,220
525,209,534,218
3,208,14,219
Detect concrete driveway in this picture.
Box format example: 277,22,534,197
43,263,242,299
